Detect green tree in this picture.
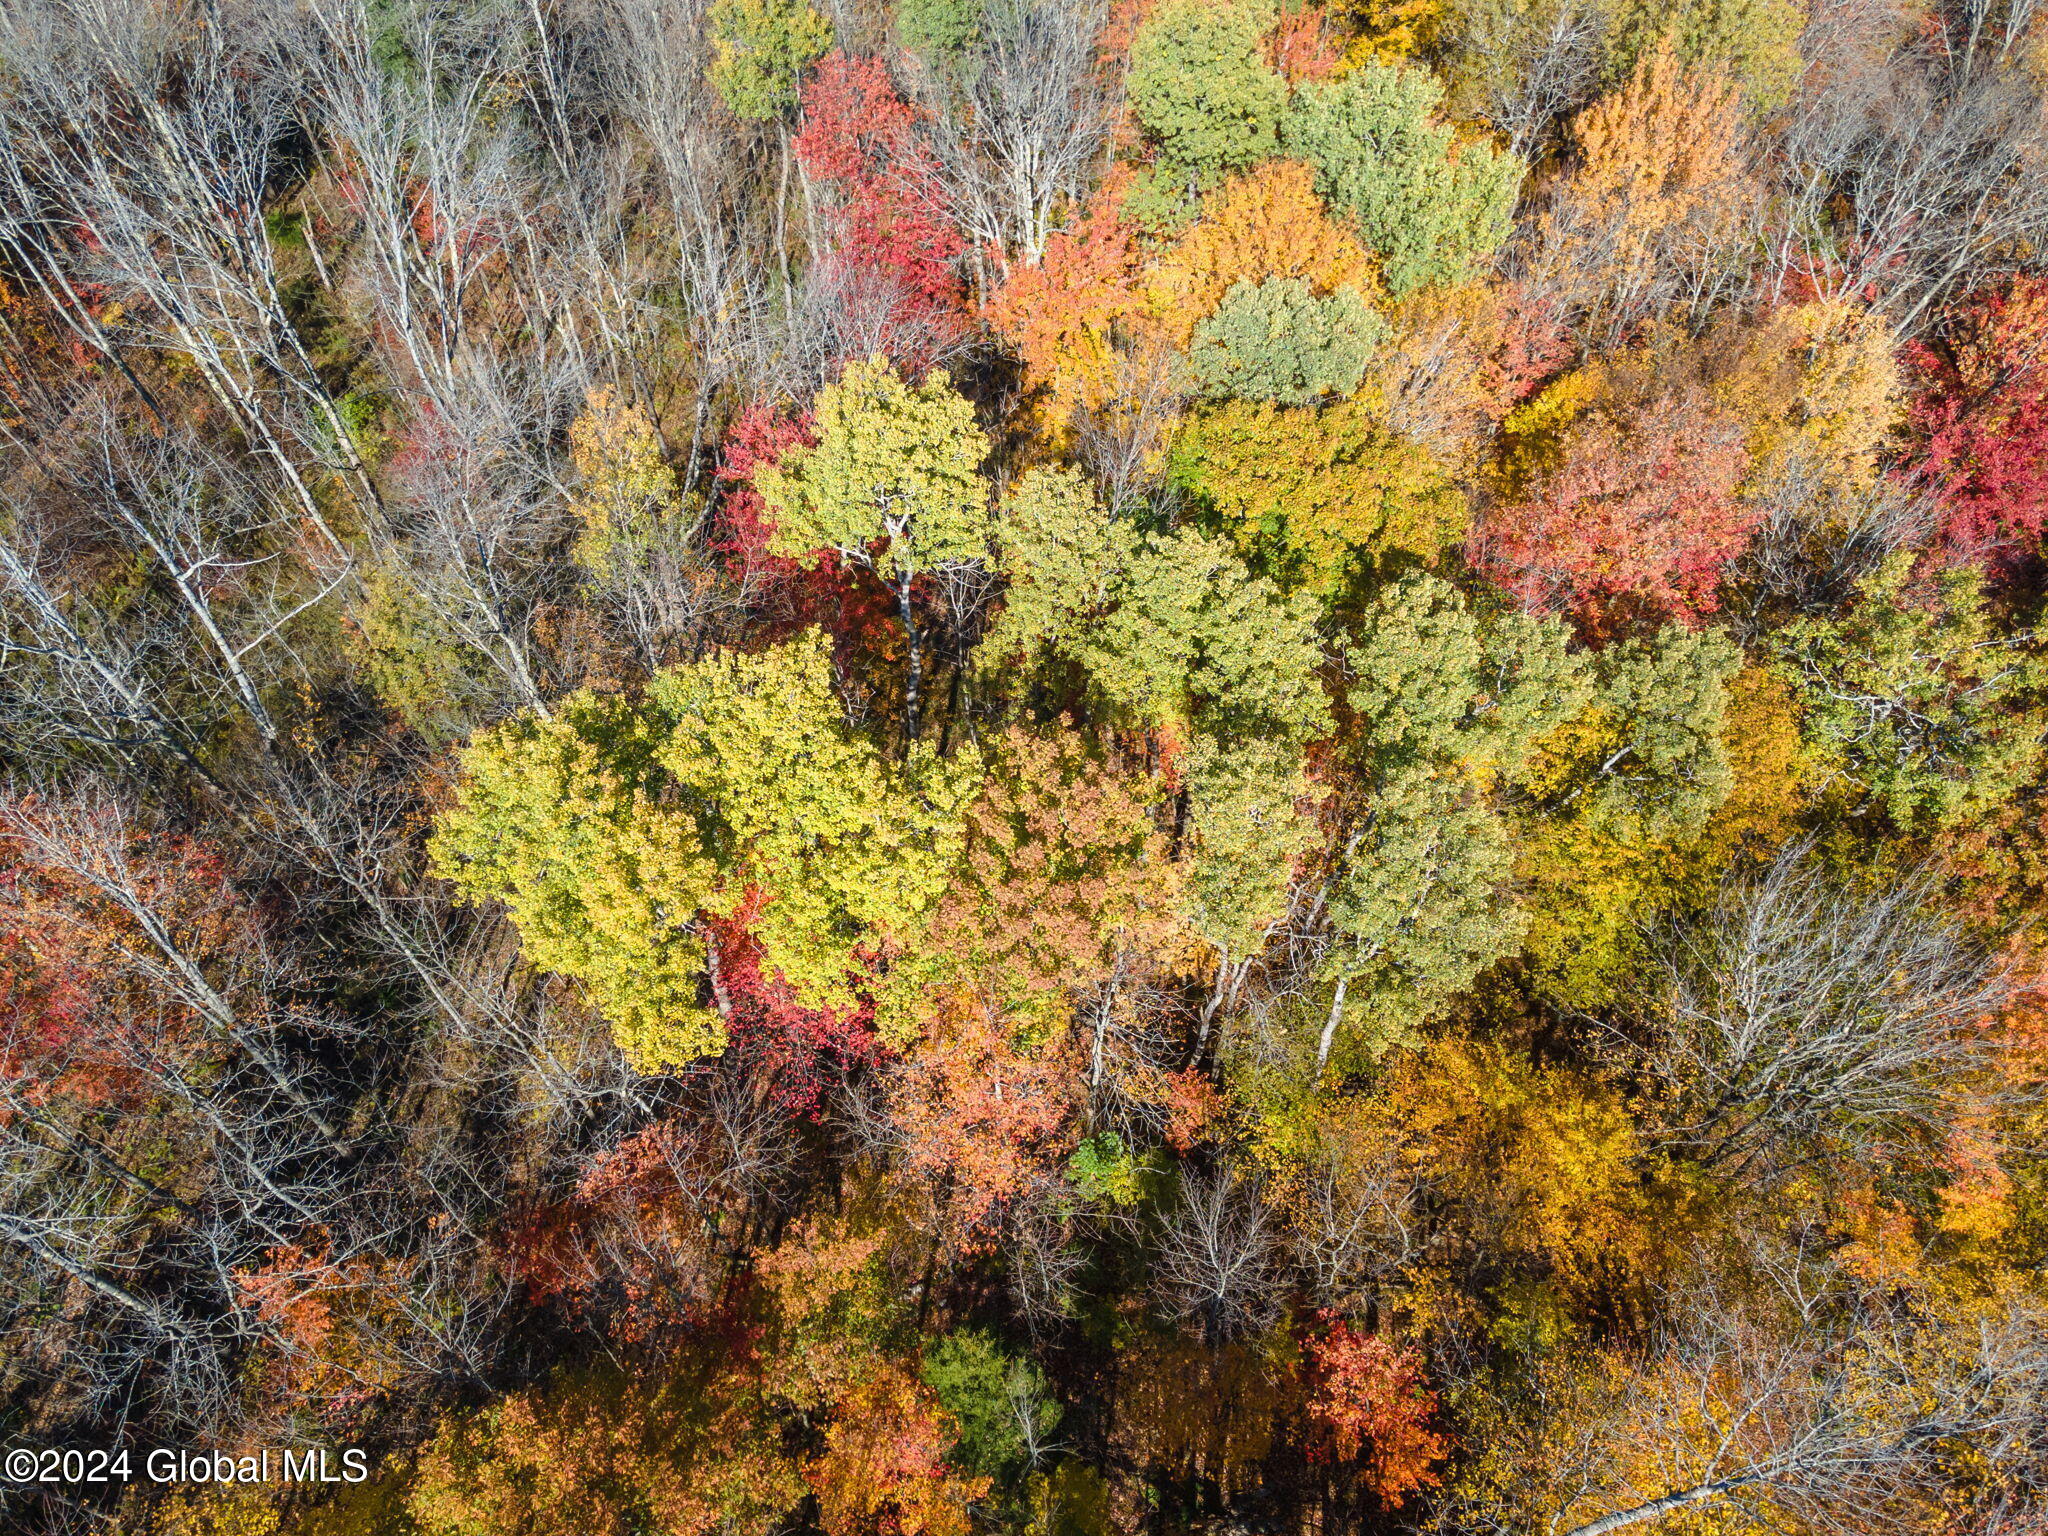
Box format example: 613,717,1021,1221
1775,554,2047,833
1517,624,1743,842
1318,770,1523,1069
430,633,981,1070
1079,529,1328,743
1343,575,1593,781
995,490,1327,748
1127,0,1287,191
897,0,983,61
1170,396,1465,591
989,467,1137,659
1185,733,1317,957
1604,0,1803,110
922,1331,1062,1485
1311,576,1588,1068
708,0,833,121
428,688,726,1070
1284,63,1524,296
756,357,995,737
1189,277,1388,406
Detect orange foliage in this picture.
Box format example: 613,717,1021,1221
1304,1322,1448,1506
929,725,1179,1016
232,1239,422,1422
887,995,1081,1244
1540,43,1754,332
1269,5,1345,81
984,179,1147,419
1151,161,1379,340
807,1361,989,1536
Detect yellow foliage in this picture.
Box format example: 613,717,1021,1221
1171,393,1466,585
1388,1038,1648,1297
121,1492,281,1536
567,386,681,579
1336,0,1450,62
1494,364,1604,495
1518,667,1809,1007
1714,300,1903,494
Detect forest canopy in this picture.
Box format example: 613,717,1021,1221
0,0,2046,1533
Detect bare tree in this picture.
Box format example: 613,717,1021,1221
1449,0,1613,160
1631,845,2016,1188
1727,455,1942,641
907,0,1119,291
1150,1164,1285,1346
1281,1115,1423,1312
1765,26,2048,334
1449,1275,2048,1536
72,409,349,749
0,0,376,549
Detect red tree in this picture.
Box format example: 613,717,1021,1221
1470,388,1755,633
794,52,970,369
1303,1320,1447,1508
1908,277,2048,573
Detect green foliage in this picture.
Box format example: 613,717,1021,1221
1343,574,1591,780
1585,626,1744,839
1322,769,1523,1062
991,467,1137,658
1604,0,1803,109
649,636,984,1010
352,558,500,745
1189,277,1388,405
897,0,982,59
1284,62,1524,296
1080,529,1329,742
427,688,727,1070
1066,1132,1148,1207
1311,576,1587,1061
1513,626,1742,843
756,356,994,576
1126,0,1288,186
1776,554,2047,833
922,1331,1062,1483
708,0,833,121
998,492,1328,745
1185,733,1317,954
429,633,981,1070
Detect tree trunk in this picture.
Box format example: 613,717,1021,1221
1558,1472,1780,1536
898,567,923,743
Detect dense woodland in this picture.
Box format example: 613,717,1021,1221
1,0,2047,1530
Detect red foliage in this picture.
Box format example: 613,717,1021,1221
1470,389,1756,633
0,799,247,1104
1269,5,1344,82
714,405,902,658
1302,1320,1447,1507
1908,277,2048,573
709,897,886,1119
509,1120,725,1344
795,53,970,370
1479,285,1574,414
